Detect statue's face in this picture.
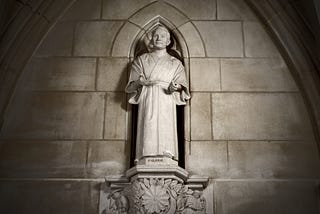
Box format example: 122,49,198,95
152,28,170,50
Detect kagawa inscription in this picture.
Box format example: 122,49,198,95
125,25,190,163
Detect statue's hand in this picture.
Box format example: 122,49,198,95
138,76,154,86
168,81,182,93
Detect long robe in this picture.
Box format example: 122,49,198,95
125,53,190,161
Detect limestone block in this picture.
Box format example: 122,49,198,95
87,141,127,177
221,58,298,91
217,0,257,20
215,181,319,214
39,0,74,22
129,2,188,29
165,0,216,20
228,141,320,179
104,93,127,140
0,141,87,178
112,22,141,57
103,0,155,20
190,58,220,91
61,0,101,20
1,92,105,139
190,93,212,140
36,21,74,56
185,141,227,177
27,57,96,91
74,21,123,56
194,21,243,57
244,21,280,57
97,58,128,91
0,181,99,214
175,22,206,57
212,93,314,140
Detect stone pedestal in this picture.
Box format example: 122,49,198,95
99,156,213,214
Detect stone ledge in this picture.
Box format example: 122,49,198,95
126,164,189,183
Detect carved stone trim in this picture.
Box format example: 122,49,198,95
99,166,213,214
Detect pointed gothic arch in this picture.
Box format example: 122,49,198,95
246,0,320,152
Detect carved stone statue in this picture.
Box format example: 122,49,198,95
106,189,129,214
183,190,206,214
125,25,190,163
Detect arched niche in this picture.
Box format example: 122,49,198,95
127,18,190,168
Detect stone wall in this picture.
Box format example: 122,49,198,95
0,0,319,213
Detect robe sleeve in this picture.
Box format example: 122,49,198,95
172,62,191,105
125,56,144,104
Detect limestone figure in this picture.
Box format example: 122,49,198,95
183,190,206,214
125,25,190,163
107,189,129,214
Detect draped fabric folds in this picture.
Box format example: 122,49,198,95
125,53,190,161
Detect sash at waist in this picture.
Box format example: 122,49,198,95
146,81,170,88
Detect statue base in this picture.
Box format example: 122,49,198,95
99,156,214,214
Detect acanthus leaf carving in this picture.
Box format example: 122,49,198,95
104,178,206,214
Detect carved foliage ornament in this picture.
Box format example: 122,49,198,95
106,178,206,214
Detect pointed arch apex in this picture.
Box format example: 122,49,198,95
128,1,189,30
142,15,177,31
128,16,190,60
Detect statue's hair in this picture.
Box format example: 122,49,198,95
152,25,170,38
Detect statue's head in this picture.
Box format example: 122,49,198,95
193,190,201,198
150,25,171,50
109,189,121,199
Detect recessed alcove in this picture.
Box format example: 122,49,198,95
129,21,188,168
